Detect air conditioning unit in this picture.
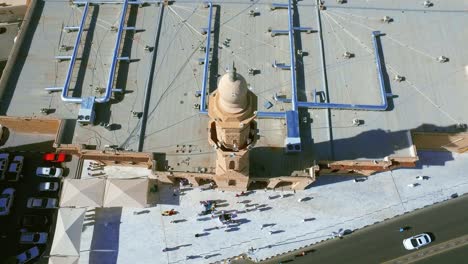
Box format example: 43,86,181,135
77,96,96,125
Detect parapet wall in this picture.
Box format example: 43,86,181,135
57,144,153,168
0,0,30,23
0,116,60,134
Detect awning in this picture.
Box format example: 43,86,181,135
50,208,86,256
60,179,106,208
103,178,149,208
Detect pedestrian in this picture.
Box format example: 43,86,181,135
173,188,178,197
399,226,410,232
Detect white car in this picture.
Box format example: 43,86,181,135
0,188,15,216
36,167,63,178
39,182,59,192
16,246,40,263
7,155,24,181
20,232,48,244
0,153,9,180
403,233,432,250
26,197,57,209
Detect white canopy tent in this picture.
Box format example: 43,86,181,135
60,179,106,208
48,256,79,264
103,178,149,208
50,208,87,257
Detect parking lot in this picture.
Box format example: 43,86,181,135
0,150,69,262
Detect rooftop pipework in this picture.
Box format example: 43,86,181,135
267,0,304,152
198,2,213,115
46,0,153,104
44,2,90,103
296,31,390,111
287,0,298,113
197,2,390,153
197,2,284,121
95,0,130,103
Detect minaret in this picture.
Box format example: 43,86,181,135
207,66,257,191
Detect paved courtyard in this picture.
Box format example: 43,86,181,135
76,150,468,263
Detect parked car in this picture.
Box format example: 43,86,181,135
43,152,67,163
26,198,57,209
6,155,24,182
21,215,49,228
0,188,15,216
0,153,9,180
16,246,40,264
39,182,59,192
36,167,63,178
403,233,432,250
19,232,48,244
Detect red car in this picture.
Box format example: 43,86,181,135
43,153,67,163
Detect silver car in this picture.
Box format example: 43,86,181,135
403,233,432,250
39,182,59,192
7,155,24,182
26,197,57,209
19,232,48,244
0,188,15,216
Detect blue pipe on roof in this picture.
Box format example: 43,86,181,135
96,0,130,103
60,2,90,103
74,0,160,4
297,31,389,111
287,0,298,113
199,2,213,115
255,111,285,119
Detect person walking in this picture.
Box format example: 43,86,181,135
399,226,410,232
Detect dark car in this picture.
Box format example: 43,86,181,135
16,246,40,264
21,215,49,228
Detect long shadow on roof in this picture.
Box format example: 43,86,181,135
0,0,44,115
250,123,461,179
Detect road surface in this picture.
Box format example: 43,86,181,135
259,193,468,264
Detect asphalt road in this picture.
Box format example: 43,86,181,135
260,193,468,264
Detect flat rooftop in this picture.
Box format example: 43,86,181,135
77,151,468,263
1,0,468,175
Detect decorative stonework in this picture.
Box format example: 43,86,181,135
208,68,257,191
